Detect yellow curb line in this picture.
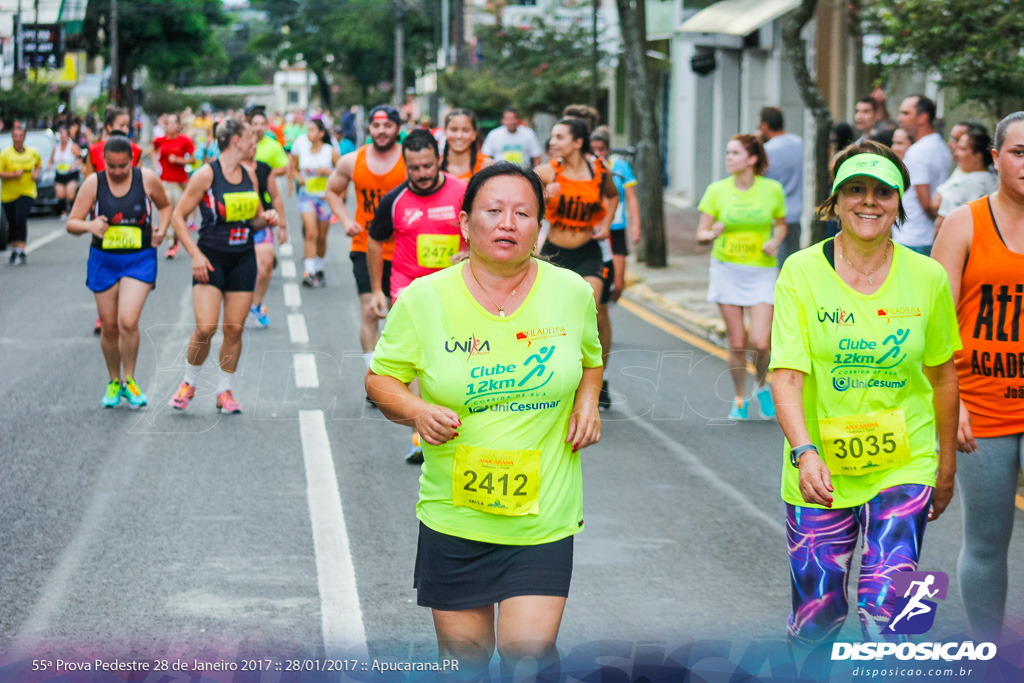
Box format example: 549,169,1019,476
618,297,762,379
1017,493,1024,513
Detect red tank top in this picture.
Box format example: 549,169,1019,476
351,145,406,257
544,157,607,233
956,197,1024,436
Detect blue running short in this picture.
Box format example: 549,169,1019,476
87,247,158,292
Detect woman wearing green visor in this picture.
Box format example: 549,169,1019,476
769,140,961,647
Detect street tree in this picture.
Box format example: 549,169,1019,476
614,0,665,267
863,0,1024,115
80,0,226,109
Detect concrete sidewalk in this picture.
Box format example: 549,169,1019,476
620,195,727,346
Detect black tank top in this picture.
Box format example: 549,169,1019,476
256,160,273,210
92,168,152,253
198,160,260,253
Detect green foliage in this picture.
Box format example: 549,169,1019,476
140,81,203,115
437,16,607,119
864,0,1024,114
0,76,63,128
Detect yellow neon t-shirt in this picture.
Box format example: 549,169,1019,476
371,260,603,544
698,175,786,268
0,146,41,202
770,241,961,508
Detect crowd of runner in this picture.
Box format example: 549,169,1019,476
3,91,1023,674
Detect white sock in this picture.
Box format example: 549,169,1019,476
183,362,201,386
363,351,373,369
304,258,316,275
217,369,233,394
315,256,325,273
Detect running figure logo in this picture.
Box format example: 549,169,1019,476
886,571,949,635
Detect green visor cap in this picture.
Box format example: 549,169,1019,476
831,154,905,198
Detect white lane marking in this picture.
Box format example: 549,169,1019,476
617,403,787,537
299,410,368,656
293,353,320,388
288,313,309,344
283,282,302,308
25,229,65,253
281,260,297,279
280,242,293,257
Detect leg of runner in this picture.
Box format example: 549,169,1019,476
596,303,612,410
115,277,153,407
432,606,496,680
66,178,79,208
719,304,749,419
215,290,252,413
171,285,222,410
165,183,183,258
55,182,68,218
301,211,321,287
315,218,330,284
612,253,627,300
252,240,275,327
748,302,775,419
582,276,603,306
495,596,565,679
358,292,381,352
95,283,123,407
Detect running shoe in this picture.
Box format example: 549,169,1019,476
93,317,102,335
316,270,326,286
120,376,148,408
365,394,378,409
102,380,122,408
598,380,611,411
166,241,180,259
405,432,424,464
753,385,776,419
728,398,749,421
302,272,321,288
249,303,271,328
216,390,243,414
170,381,196,410
188,222,198,232
8,252,15,265
12,252,26,265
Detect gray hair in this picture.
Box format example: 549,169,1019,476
994,111,1024,151
215,117,247,151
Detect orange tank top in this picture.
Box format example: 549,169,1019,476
455,154,490,181
351,145,406,256
956,197,1024,437
544,157,607,233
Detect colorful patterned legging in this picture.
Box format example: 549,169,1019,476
786,484,933,646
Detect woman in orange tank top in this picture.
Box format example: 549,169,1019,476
534,118,619,305
932,111,1024,644
440,108,492,181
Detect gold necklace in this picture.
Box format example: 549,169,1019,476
838,234,890,286
466,262,531,318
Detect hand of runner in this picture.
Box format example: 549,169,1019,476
708,221,726,239
343,220,363,237
369,290,389,319
928,475,954,521
593,224,610,241
956,400,977,453
191,252,215,284
277,226,288,244
762,238,780,257
545,181,562,199
631,224,641,244
316,167,333,176
414,404,461,446
798,451,834,508
151,227,166,248
89,216,109,239
261,209,280,227
566,401,600,453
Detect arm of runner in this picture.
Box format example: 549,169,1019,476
31,151,41,181
244,165,277,230
625,183,641,243
325,151,358,236
71,144,82,170
592,171,619,241
916,184,937,220
65,174,106,239
774,368,834,508
695,212,725,242
365,371,461,445
367,238,388,318
47,145,55,169
763,217,788,257
142,168,173,247
173,165,216,283
288,152,304,189
923,359,959,521
267,167,289,244
566,366,602,452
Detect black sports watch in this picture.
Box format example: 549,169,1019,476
790,444,818,468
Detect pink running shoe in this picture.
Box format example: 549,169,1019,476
216,390,242,414
170,381,196,410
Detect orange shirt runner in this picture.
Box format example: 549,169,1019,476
351,145,406,260
956,197,1024,437
544,157,608,233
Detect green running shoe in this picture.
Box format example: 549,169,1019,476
102,380,122,408
120,376,148,408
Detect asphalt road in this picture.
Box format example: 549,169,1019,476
2,192,1023,679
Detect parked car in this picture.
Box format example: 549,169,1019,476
0,128,59,250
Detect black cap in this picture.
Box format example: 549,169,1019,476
368,105,401,125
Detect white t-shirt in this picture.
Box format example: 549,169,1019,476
290,135,335,197
896,132,951,247
481,125,542,167
936,170,997,217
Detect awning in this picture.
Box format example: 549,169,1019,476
678,0,800,37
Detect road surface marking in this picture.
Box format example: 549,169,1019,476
25,229,64,253
280,242,293,257
283,282,302,308
299,409,368,656
294,353,320,388
288,314,309,344
281,260,297,279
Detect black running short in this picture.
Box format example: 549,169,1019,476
193,245,257,292
610,229,629,256
350,251,392,295
600,260,614,304
540,239,604,280
55,171,80,185
413,522,574,611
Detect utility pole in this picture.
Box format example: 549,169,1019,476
110,0,119,104
393,1,404,108
590,0,598,108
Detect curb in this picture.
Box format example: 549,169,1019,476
621,281,727,347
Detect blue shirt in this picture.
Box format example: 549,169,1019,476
609,157,637,231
